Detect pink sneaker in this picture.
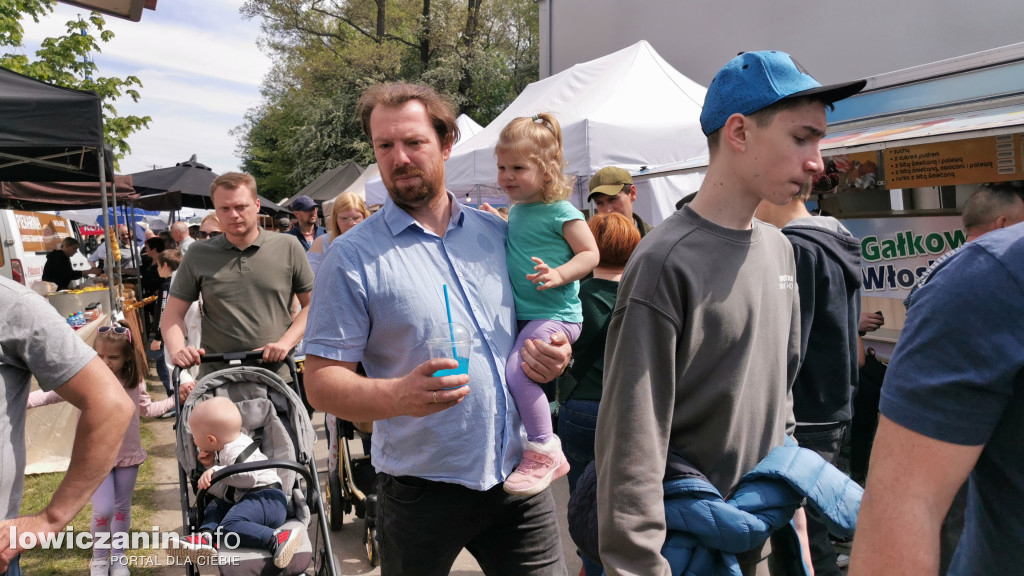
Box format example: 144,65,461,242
503,436,570,496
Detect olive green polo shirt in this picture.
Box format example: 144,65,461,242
170,229,314,378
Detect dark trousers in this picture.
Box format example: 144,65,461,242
377,473,566,576
794,422,849,576
200,489,287,550
146,341,172,397
557,399,603,576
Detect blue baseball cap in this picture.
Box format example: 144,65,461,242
699,51,866,136
290,195,317,211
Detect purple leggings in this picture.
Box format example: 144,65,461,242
506,319,581,443
91,465,139,559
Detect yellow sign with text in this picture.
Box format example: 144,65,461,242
15,210,73,252
883,134,1023,188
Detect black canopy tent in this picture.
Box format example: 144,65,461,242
0,65,119,314
286,161,364,204
0,176,137,210
0,67,112,182
130,155,292,217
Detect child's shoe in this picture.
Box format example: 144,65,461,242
271,528,302,568
109,555,130,576
89,556,109,576
172,532,216,563
503,436,570,497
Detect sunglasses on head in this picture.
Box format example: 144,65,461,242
197,231,222,239
98,325,132,343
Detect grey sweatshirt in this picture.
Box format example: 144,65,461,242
595,206,800,576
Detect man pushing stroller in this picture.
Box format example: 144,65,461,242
178,397,302,569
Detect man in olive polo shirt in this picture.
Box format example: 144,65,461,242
161,172,314,382
587,166,654,237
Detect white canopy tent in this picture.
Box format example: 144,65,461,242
455,113,484,144
443,40,708,225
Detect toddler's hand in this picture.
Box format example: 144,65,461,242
197,450,214,467
198,468,214,490
526,257,565,291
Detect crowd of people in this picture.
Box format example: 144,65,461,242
3,48,1022,576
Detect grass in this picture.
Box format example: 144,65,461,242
19,402,164,575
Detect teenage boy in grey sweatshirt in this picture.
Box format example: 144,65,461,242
595,51,865,576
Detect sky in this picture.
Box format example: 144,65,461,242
18,0,272,176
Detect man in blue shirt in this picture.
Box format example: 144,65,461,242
304,82,572,575
850,221,1024,576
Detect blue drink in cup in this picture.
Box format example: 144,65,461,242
427,322,471,387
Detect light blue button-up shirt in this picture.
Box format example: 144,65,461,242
305,193,524,490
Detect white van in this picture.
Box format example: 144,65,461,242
0,209,91,287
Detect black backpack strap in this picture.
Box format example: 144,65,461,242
224,429,264,502
233,429,264,464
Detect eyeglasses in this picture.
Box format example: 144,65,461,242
197,231,222,239
98,325,132,343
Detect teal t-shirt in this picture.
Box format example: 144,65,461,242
506,200,584,322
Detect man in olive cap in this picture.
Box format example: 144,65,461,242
587,166,654,238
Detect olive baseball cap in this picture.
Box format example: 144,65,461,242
699,50,866,136
587,167,633,202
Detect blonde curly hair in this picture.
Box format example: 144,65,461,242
495,112,574,203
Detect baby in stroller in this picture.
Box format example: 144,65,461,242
181,397,303,569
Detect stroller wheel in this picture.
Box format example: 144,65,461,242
365,524,380,568
327,471,345,532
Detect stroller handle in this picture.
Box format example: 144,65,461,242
171,352,301,413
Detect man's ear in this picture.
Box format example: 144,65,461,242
442,135,454,161
628,185,638,202
722,113,750,153
994,215,1009,229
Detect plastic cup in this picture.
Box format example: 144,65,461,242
427,322,471,385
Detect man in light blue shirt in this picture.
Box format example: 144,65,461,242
304,82,571,576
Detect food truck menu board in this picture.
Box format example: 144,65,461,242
883,133,1023,189
14,210,73,252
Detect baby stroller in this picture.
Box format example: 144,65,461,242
324,414,379,567
173,352,338,576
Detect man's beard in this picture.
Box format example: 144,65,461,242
387,166,442,211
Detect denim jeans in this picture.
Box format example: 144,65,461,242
794,422,849,576
556,399,603,576
200,488,287,550
556,399,600,492
377,473,566,576
147,341,172,396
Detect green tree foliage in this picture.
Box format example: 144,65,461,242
237,0,537,200
0,0,151,167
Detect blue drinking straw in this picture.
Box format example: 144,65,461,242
443,285,458,357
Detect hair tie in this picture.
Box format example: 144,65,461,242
532,115,541,122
